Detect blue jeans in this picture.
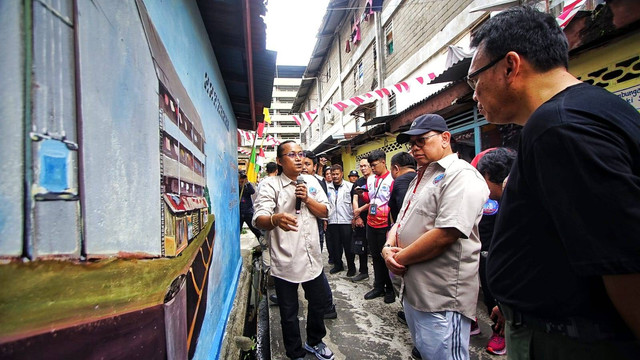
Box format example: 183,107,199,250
274,273,328,359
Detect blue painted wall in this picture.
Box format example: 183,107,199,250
144,1,241,358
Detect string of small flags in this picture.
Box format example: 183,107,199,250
291,73,436,127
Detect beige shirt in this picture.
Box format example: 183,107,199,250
252,173,329,283
396,153,489,320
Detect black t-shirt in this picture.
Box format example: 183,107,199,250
389,171,417,223
487,83,640,336
351,176,369,222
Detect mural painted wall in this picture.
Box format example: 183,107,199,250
0,1,241,359
143,1,242,357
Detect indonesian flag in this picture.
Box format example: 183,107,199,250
557,0,586,29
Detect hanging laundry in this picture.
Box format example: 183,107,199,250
345,40,351,53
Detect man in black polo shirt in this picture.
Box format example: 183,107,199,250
468,6,640,359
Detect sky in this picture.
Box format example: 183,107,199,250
264,0,331,65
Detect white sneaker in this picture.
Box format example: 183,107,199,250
304,341,335,360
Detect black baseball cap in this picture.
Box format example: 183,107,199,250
348,170,359,177
396,114,449,144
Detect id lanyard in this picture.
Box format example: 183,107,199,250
371,171,389,202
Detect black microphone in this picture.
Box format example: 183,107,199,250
295,176,305,214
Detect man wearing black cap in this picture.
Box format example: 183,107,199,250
347,170,359,183
382,114,488,360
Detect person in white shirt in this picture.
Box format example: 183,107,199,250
326,164,357,276
253,141,334,360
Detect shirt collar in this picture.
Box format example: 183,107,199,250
435,153,459,169
278,173,299,187
375,170,390,180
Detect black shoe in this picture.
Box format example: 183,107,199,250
324,304,337,319
397,310,407,325
346,269,356,277
268,294,278,305
411,346,422,360
364,288,385,300
384,290,395,303
351,273,369,282
329,266,344,274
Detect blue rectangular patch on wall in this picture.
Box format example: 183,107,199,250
39,139,69,193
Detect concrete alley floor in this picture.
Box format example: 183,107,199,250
265,248,507,360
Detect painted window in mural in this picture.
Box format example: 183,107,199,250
159,85,208,257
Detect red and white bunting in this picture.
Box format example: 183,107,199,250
557,0,586,29
303,109,319,124
291,73,436,122
237,147,251,155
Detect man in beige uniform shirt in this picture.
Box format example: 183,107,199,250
382,114,489,360
253,141,334,360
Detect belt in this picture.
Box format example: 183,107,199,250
499,303,621,341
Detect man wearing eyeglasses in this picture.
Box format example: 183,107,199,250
382,114,488,360
253,141,334,360
468,7,640,359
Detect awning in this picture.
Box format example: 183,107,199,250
430,57,472,84
361,115,396,127
164,194,208,213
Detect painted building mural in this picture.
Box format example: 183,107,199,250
0,0,249,358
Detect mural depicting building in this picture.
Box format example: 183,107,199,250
0,0,275,359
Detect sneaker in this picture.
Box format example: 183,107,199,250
486,332,506,355
304,341,335,360
411,346,422,360
351,273,369,282
470,319,481,336
346,269,356,277
324,304,337,319
384,290,395,304
397,311,407,325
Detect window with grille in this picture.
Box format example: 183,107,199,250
385,21,394,56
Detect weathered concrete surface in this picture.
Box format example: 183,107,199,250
268,252,507,360
219,233,261,359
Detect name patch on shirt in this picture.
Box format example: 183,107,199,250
433,173,445,184
483,199,499,215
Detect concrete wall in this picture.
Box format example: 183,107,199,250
0,0,24,256
78,0,161,256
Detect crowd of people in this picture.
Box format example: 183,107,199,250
241,6,639,360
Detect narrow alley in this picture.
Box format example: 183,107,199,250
243,233,506,360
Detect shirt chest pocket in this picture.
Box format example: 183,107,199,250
414,183,441,218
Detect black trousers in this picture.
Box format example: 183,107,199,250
327,224,354,271
353,226,369,274
274,273,328,359
366,225,393,292
240,212,262,239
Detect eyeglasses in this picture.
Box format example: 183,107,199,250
283,152,304,159
404,133,441,150
464,54,507,90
